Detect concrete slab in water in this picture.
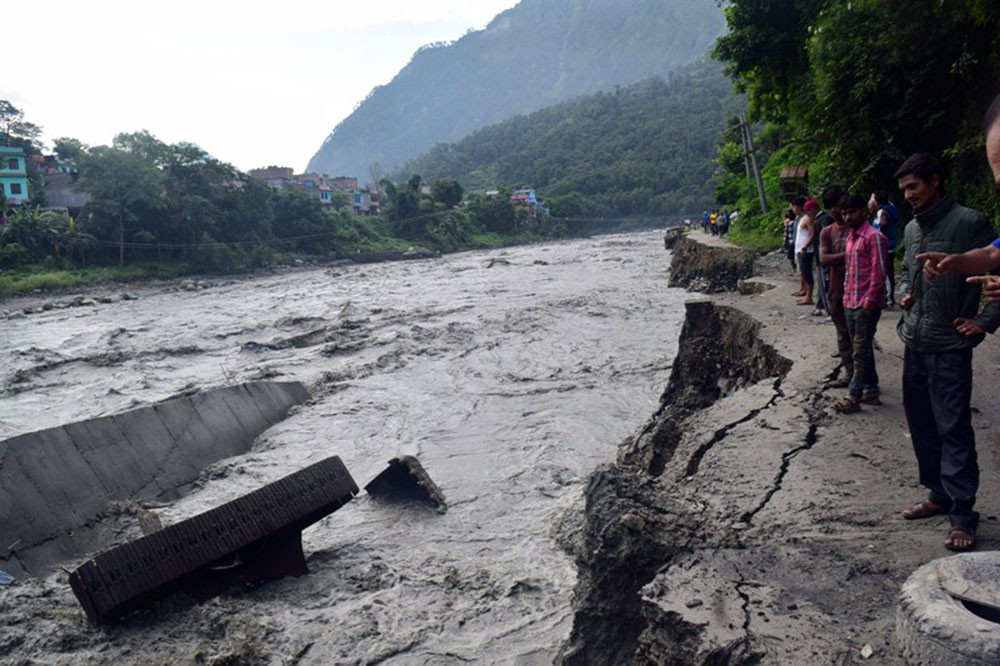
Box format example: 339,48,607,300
0,381,309,577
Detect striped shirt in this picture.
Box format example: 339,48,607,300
843,222,887,310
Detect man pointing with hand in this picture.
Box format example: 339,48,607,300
919,92,1000,298
894,147,1000,552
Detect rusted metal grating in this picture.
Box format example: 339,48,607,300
69,456,358,623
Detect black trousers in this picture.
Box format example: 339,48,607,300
828,296,853,377
902,347,979,528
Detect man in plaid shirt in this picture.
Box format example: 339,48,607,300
834,193,888,413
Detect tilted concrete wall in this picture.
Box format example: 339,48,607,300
0,381,309,576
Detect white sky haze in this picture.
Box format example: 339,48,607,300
5,0,519,173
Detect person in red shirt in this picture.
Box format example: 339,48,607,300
834,194,888,413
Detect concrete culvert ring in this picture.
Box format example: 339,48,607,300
897,553,1000,665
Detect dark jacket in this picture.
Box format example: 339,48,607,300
897,194,1000,352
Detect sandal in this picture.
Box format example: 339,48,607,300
833,396,861,414
796,298,813,305
830,350,841,358
945,525,976,551
902,499,945,520
859,393,882,406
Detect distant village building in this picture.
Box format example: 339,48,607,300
248,166,295,189
248,166,372,214
327,176,358,192
40,155,89,216
0,146,29,206
510,188,549,219
353,190,373,214
510,188,537,207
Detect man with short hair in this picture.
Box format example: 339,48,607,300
895,151,1000,551
805,198,827,315
833,194,886,413
818,186,851,380
791,197,814,304
782,208,798,272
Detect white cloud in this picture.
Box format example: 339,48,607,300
8,0,517,172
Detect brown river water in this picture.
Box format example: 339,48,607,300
0,231,685,664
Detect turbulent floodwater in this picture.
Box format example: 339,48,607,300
0,231,685,665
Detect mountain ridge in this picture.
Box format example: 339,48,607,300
307,0,725,178
398,61,741,217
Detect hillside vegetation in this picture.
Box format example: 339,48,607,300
400,62,741,217
712,0,1000,247
308,0,725,178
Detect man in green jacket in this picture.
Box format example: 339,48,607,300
913,93,1000,296
895,152,1000,551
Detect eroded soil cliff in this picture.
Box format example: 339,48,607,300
560,233,1000,665
666,235,758,293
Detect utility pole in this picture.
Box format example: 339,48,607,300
737,119,751,179
740,114,768,213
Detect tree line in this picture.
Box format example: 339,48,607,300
0,103,566,277
711,0,1000,242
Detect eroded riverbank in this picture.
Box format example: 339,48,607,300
562,233,1000,664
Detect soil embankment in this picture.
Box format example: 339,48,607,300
561,232,1000,664
666,234,758,293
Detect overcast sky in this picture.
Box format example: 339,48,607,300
4,0,518,173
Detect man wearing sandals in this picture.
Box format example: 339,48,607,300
894,151,1000,551
818,187,851,385
833,194,887,414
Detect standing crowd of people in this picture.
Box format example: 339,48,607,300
713,94,1000,552
700,209,732,236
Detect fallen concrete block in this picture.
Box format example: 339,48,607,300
364,456,447,511
0,381,310,577
69,456,358,624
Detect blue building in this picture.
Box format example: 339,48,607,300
0,146,29,206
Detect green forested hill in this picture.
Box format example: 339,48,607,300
307,0,725,178
399,62,741,217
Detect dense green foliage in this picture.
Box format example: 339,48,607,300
308,0,725,178
376,175,564,252
400,62,742,217
0,106,575,294
713,0,1000,243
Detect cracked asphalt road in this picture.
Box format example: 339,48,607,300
638,235,1000,664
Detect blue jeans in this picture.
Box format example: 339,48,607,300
844,307,880,398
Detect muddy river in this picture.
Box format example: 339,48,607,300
0,231,685,665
